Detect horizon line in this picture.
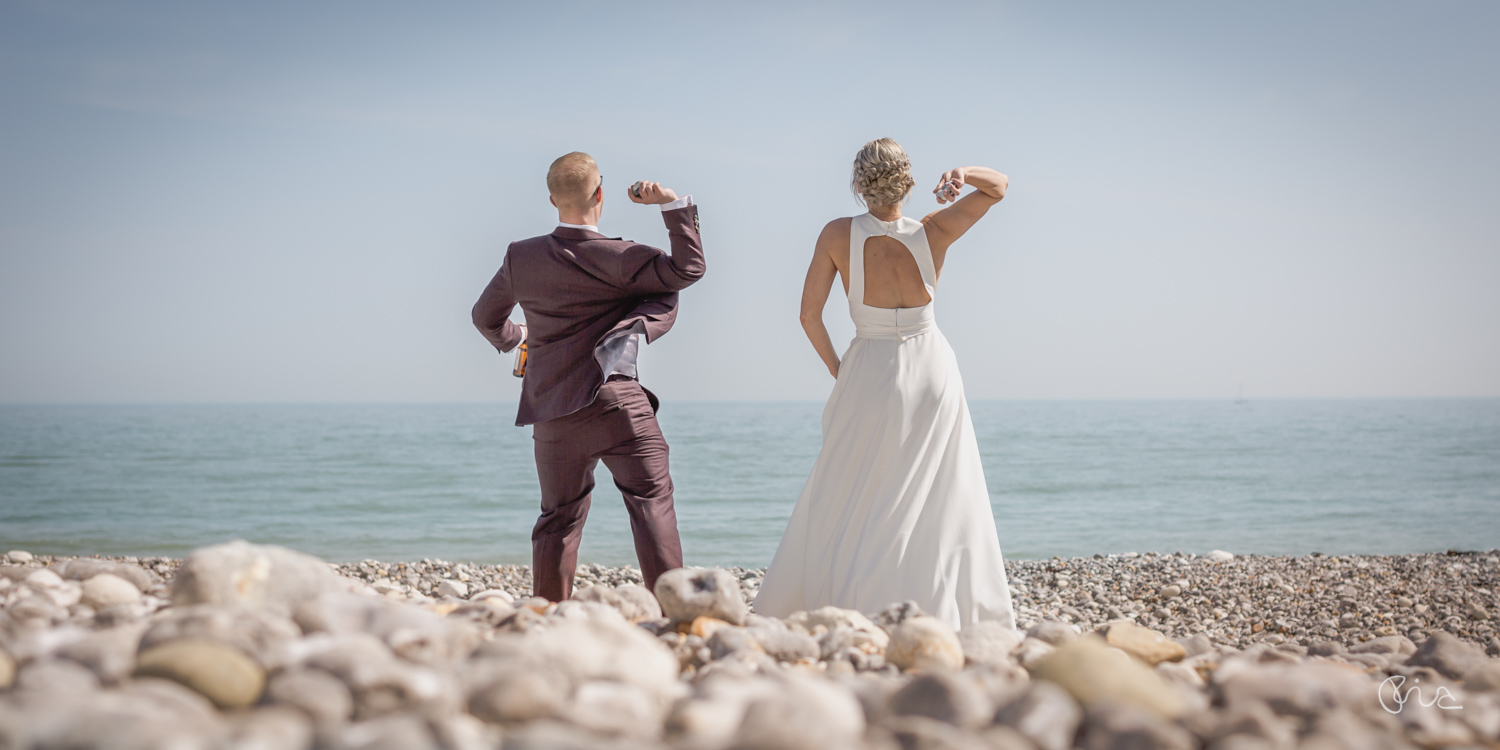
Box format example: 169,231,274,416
3,395,1499,407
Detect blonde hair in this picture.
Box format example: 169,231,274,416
547,152,599,210
851,138,915,208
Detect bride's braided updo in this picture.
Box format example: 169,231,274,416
851,138,915,208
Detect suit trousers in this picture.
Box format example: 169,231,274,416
530,376,683,601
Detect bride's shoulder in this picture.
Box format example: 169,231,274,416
821,216,855,233
816,217,854,257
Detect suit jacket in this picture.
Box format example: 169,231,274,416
473,204,705,426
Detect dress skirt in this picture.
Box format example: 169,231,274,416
753,329,1016,631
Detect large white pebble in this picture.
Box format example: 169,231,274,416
471,589,514,604
81,573,143,610
24,568,65,588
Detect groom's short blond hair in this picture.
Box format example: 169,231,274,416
547,152,599,211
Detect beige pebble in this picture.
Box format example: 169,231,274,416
1104,619,1187,665
80,573,142,610
1030,634,1185,718
134,638,266,709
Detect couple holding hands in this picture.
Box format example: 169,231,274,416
473,138,1014,632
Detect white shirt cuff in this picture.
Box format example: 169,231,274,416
660,195,694,212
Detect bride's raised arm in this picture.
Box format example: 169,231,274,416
922,166,1007,264
799,219,848,379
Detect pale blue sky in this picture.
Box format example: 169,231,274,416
1,1,1496,402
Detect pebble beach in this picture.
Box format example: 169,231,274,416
2,543,1499,749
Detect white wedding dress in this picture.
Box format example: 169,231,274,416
754,212,1016,632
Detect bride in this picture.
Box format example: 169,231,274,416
753,138,1016,631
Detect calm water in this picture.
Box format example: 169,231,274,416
1,400,1497,566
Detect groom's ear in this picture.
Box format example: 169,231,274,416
549,195,557,208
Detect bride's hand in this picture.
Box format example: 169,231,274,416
828,359,840,379
934,168,968,204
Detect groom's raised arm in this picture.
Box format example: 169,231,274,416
472,249,526,353
618,197,705,294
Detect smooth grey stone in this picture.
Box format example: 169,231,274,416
1208,699,1298,749
1080,698,1194,750
294,591,480,665
0,565,33,582
1027,620,1080,645
1466,659,1500,691
995,680,1082,750
502,719,646,750
565,680,662,739
979,724,1040,750
707,627,761,660
879,715,992,750
1218,662,1369,720
230,706,315,750
140,603,302,664
6,595,62,624
731,673,866,750
266,668,355,725
750,627,820,663
887,671,994,730
428,713,498,750
55,558,113,581
1308,640,1345,657
55,559,157,592
1177,633,1214,658
327,713,439,750
1340,652,1390,670
17,678,226,750
1350,635,1416,655
305,634,461,720
1409,631,1487,680
15,658,100,695
56,622,146,684
468,668,568,724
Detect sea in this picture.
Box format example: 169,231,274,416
1,399,1497,567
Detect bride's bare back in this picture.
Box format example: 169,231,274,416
800,165,1009,377
824,228,934,308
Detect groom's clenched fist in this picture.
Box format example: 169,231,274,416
627,181,678,205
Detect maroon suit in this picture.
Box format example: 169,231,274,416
473,204,704,601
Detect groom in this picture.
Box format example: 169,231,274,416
472,152,705,602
